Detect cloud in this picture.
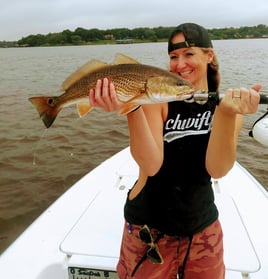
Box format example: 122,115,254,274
1,0,267,41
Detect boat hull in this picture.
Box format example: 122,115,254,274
0,147,267,279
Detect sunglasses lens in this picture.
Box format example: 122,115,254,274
139,227,152,244
147,247,163,264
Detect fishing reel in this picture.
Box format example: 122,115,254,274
249,108,268,146
191,90,268,146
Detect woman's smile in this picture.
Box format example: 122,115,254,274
178,69,194,78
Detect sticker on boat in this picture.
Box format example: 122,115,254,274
68,267,119,279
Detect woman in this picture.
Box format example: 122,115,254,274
89,23,261,279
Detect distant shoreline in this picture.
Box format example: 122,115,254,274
1,37,268,49
1,24,267,48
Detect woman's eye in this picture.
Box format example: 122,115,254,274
185,52,194,57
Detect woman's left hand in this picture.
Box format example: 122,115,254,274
219,84,262,115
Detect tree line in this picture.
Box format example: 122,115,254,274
1,24,267,48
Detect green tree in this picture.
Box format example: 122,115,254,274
71,35,82,44
62,29,73,44
46,33,66,45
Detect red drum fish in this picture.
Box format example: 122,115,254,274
29,54,194,128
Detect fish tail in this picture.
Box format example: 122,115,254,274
29,96,61,128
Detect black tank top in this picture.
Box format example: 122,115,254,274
124,100,219,236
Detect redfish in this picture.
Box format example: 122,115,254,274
29,54,194,128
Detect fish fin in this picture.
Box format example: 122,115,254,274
112,53,140,65
29,96,61,128
119,103,141,115
61,60,108,91
77,103,93,117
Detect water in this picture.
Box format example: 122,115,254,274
0,40,267,254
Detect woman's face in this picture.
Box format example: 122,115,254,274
169,33,213,91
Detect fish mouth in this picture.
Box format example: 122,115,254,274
175,85,195,100
176,92,194,100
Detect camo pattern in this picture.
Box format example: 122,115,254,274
116,219,225,279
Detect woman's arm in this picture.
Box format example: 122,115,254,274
206,85,261,178
89,78,165,177
127,104,165,176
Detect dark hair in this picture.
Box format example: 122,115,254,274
168,23,220,92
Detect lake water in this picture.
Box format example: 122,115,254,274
0,39,267,254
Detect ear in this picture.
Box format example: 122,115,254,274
207,50,214,64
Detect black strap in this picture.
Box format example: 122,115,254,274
169,41,191,52
178,235,193,279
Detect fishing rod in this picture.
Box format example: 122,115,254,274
186,90,268,146
190,90,268,104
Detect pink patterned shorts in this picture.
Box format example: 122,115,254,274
116,219,225,279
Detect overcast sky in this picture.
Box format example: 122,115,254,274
1,0,268,41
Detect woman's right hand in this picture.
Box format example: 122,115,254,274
89,78,124,112
218,84,261,116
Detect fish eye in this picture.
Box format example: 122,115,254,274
177,81,184,86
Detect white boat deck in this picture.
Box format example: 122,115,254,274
0,147,267,279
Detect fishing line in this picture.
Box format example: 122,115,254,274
32,129,48,166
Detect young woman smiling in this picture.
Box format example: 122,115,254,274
89,23,261,279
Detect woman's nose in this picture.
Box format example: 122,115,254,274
174,57,186,70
